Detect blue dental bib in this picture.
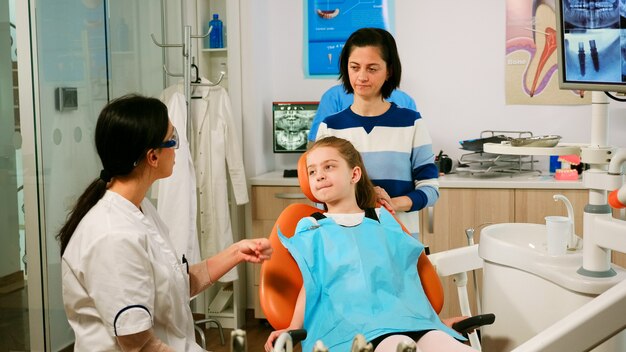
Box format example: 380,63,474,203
279,207,463,351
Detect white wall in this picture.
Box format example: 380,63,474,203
240,0,626,177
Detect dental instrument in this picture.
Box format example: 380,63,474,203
230,329,246,352
274,330,307,352
351,334,373,352
395,339,417,352
312,340,329,352
272,332,293,352
464,223,492,315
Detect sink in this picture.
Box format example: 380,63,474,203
479,223,623,295
480,223,581,265
479,223,626,351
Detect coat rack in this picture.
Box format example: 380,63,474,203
151,25,226,139
150,25,227,342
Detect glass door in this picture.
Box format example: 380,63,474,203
31,1,109,349
0,0,29,350
11,0,171,350
108,0,169,99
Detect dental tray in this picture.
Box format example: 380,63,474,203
459,135,512,152
510,135,561,147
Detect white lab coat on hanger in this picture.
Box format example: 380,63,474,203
155,88,201,265
162,79,249,282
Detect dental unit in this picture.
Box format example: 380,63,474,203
511,91,626,351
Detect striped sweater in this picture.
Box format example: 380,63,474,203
316,103,439,213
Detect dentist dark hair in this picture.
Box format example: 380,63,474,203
56,94,169,255
338,27,402,99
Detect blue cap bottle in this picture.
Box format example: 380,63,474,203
208,14,223,48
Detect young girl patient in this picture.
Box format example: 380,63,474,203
264,136,474,352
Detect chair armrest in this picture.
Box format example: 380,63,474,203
273,329,308,352
287,329,307,344
427,244,482,277
451,313,496,335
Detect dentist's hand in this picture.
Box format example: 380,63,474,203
236,238,272,263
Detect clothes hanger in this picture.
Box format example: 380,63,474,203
190,59,203,99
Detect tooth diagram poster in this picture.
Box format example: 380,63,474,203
306,0,394,76
505,0,590,105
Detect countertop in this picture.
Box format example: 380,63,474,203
249,171,585,189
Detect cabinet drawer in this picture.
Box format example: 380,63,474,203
251,186,314,220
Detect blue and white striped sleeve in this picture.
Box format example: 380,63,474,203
406,119,439,211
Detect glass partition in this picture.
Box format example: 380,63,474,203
0,0,28,350
15,0,168,349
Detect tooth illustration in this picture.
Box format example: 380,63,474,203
317,8,340,19
525,4,558,97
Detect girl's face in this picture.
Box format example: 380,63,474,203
347,45,389,100
306,146,360,207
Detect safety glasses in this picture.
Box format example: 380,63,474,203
159,126,179,149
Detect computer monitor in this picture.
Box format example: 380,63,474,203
272,101,318,153
555,0,626,93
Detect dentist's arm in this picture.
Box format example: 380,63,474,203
116,329,174,352
189,238,272,296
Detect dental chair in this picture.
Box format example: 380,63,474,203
259,153,494,351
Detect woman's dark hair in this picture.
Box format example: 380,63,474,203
309,136,378,209
56,94,169,255
338,27,402,99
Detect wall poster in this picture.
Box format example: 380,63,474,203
505,0,590,105
305,0,394,77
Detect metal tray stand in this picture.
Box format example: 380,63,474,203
457,131,540,177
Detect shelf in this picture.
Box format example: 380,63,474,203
201,47,227,52
483,143,582,156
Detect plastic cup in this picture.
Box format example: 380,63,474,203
545,216,571,256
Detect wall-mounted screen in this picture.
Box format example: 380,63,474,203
272,101,318,153
555,0,626,93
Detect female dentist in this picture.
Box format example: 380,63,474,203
57,94,272,351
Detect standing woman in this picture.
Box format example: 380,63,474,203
315,28,439,237
57,95,272,351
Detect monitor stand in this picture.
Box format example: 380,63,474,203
283,169,298,178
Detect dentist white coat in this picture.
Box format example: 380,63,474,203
161,80,248,281
62,191,203,351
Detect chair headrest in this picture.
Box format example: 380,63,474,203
297,152,320,204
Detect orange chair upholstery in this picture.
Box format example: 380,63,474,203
259,152,444,330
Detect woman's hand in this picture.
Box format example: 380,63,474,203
374,186,396,214
236,238,272,263
442,316,470,330
264,328,289,352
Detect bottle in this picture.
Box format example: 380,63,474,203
209,14,223,48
